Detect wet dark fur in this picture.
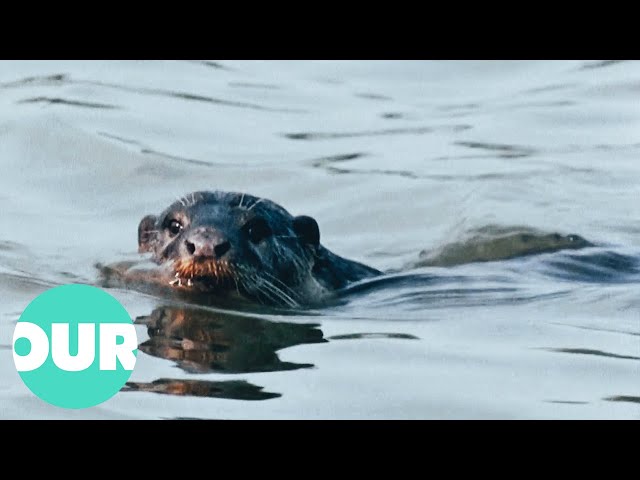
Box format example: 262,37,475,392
137,191,381,307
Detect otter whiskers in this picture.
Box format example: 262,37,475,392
169,258,236,289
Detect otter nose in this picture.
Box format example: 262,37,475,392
184,229,231,258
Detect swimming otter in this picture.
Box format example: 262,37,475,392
136,191,381,307
125,191,594,308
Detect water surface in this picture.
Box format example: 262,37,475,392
1,60,639,419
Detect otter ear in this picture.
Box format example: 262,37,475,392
293,215,320,246
138,215,157,253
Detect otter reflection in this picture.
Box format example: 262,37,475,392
136,305,326,374
123,379,281,401
126,305,326,401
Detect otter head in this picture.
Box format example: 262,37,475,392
137,191,323,307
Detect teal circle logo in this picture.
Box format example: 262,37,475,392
12,284,137,409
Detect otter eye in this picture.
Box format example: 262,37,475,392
167,220,183,236
245,217,272,244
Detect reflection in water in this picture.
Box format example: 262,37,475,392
127,305,421,402
125,305,327,402
136,305,327,374
123,379,280,401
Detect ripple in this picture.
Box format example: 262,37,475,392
380,112,409,120
520,83,579,95
540,250,640,284
137,88,297,112
228,81,282,90
0,241,22,252
307,151,420,179
604,396,640,404
186,60,232,71
309,152,368,167
354,92,393,101
542,348,640,361
17,97,120,109
437,103,481,111
454,141,536,159
545,400,589,405
2,72,300,113
328,332,419,340
334,271,568,310
96,131,233,168
284,124,470,140
579,60,628,70
0,73,68,89
549,322,640,338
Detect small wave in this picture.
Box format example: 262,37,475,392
186,60,232,71
96,131,233,168
309,152,368,167
17,96,120,109
579,60,628,70
354,92,393,101
380,112,407,119
0,73,68,89
284,124,471,141
544,400,589,405
454,141,536,158
541,347,640,361
228,81,282,90
334,271,566,310
604,396,640,404
328,332,419,340
549,322,640,338
539,250,640,284
2,72,301,114
520,82,579,95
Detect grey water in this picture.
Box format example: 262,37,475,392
0,60,639,419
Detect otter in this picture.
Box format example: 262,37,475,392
136,191,382,308
413,225,593,268
124,190,593,308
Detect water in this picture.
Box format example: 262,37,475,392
1,60,639,419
